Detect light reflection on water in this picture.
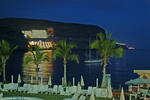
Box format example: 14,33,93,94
23,50,53,84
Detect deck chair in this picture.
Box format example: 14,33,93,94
79,95,86,100
87,86,93,95
52,85,58,94
63,93,79,100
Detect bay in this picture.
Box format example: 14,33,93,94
1,49,150,90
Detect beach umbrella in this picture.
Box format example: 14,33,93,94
107,80,113,98
48,76,52,86
96,78,98,87
31,76,33,84
125,77,150,85
80,75,85,87
89,90,95,100
144,95,148,100
120,87,125,100
17,74,21,83
73,77,75,86
40,76,43,85
11,75,14,83
144,96,146,100
77,82,81,94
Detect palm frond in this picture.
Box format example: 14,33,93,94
55,46,64,54
23,55,34,66
34,45,40,62
91,32,124,65
108,32,112,39
0,40,18,60
65,43,77,57
99,33,105,42
53,50,64,60
10,45,18,55
41,52,49,62
112,47,124,58
111,40,117,48
57,40,66,49
0,40,11,56
67,43,77,49
24,45,50,67
68,54,79,64
90,40,99,49
53,40,79,64
52,51,57,60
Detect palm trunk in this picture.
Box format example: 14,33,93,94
64,58,67,86
36,64,39,84
101,56,107,88
101,64,106,88
2,60,6,82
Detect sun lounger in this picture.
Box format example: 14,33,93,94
92,87,97,95
28,84,38,94
65,87,72,95
38,84,49,93
47,87,53,93
12,83,18,91
63,93,79,100
70,86,77,94
3,84,10,91
58,85,65,95
82,89,88,95
22,84,30,92
87,86,93,95
72,93,80,100
52,85,58,94
78,95,83,100
96,88,107,97
78,95,86,100
58,85,63,93
3,83,18,92
18,86,24,92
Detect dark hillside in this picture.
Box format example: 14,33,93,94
0,18,105,49
0,18,104,37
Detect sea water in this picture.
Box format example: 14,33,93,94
1,49,150,90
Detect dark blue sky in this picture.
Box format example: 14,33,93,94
0,0,150,49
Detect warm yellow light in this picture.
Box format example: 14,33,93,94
128,47,135,50
28,40,55,49
29,41,34,45
116,42,126,46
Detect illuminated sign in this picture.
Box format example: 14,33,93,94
22,30,48,38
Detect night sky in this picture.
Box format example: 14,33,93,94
0,0,150,49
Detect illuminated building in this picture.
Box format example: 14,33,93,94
22,28,55,84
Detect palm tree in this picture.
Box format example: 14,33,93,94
91,32,124,88
0,40,18,82
53,40,79,86
23,45,49,83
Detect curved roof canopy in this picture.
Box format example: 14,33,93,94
125,77,150,85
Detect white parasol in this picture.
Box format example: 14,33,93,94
80,75,85,87
11,75,14,83
17,74,21,83
120,87,125,100
48,76,52,86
